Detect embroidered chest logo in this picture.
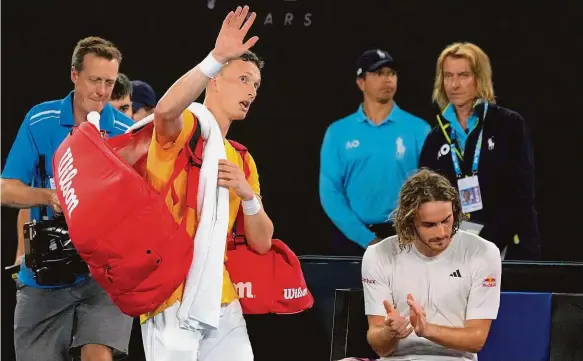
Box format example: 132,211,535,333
346,140,360,149
396,137,406,158
437,143,450,160
487,137,495,150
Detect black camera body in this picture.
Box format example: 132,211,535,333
24,215,88,286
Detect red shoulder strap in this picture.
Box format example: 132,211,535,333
158,116,203,230
227,140,251,249
185,118,204,211
227,140,250,179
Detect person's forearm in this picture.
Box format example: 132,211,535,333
514,165,541,258
1,179,51,209
319,180,376,247
243,199,274,255
367,326,398,357
15,209,30,263
154,51,226,138
155,66,212,125
424,323,487,353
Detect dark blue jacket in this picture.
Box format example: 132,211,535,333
419,102,540,259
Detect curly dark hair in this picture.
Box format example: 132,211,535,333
390,168,466,250
111,73,132,101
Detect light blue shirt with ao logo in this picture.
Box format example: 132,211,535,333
319,103,431,247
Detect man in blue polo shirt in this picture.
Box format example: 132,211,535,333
1,36,134,361
319,49,431,255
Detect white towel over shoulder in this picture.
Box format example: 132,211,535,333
177,102,230,331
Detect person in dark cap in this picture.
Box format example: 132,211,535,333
131,80,157,121
319,48,431,256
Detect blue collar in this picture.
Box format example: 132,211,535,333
356,102,401,126
441,100,483,152
59,91,116,133
442,100,483,130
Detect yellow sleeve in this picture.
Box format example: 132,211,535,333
153,110,195,154
245,152,260,196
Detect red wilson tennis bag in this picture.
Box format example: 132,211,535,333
52,119,203,316
225,141,314,314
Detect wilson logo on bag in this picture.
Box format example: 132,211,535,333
52,119,202,317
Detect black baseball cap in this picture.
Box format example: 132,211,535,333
356,49,398,77
131,80,157,113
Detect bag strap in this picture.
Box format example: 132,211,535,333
228,140,251,178
226,140,251,249
159,114,203,229
185,117,204,211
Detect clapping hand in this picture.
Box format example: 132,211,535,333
383,300,413,339
407,294,429,337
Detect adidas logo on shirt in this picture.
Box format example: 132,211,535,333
449,269,462,278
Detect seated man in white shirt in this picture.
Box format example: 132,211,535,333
361,168,502,361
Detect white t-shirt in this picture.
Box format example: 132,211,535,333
361,230,502,361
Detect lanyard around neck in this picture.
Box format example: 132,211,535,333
437,101,488,178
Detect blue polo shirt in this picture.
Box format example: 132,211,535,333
319,103,431,247
2,91,134,288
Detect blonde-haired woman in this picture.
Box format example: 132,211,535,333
419,42,540,260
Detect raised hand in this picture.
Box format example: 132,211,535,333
212,6,259,64
383,300,413,339
407,294,428,337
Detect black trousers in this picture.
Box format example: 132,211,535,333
331,223,396,257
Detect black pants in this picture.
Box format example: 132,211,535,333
331,223,396,257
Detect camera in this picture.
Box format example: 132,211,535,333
24,215,88,286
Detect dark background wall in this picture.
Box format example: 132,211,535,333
2,1,582,261
3,0,583,262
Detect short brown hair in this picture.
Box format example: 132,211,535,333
71,36,122,72
391,168,465,250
